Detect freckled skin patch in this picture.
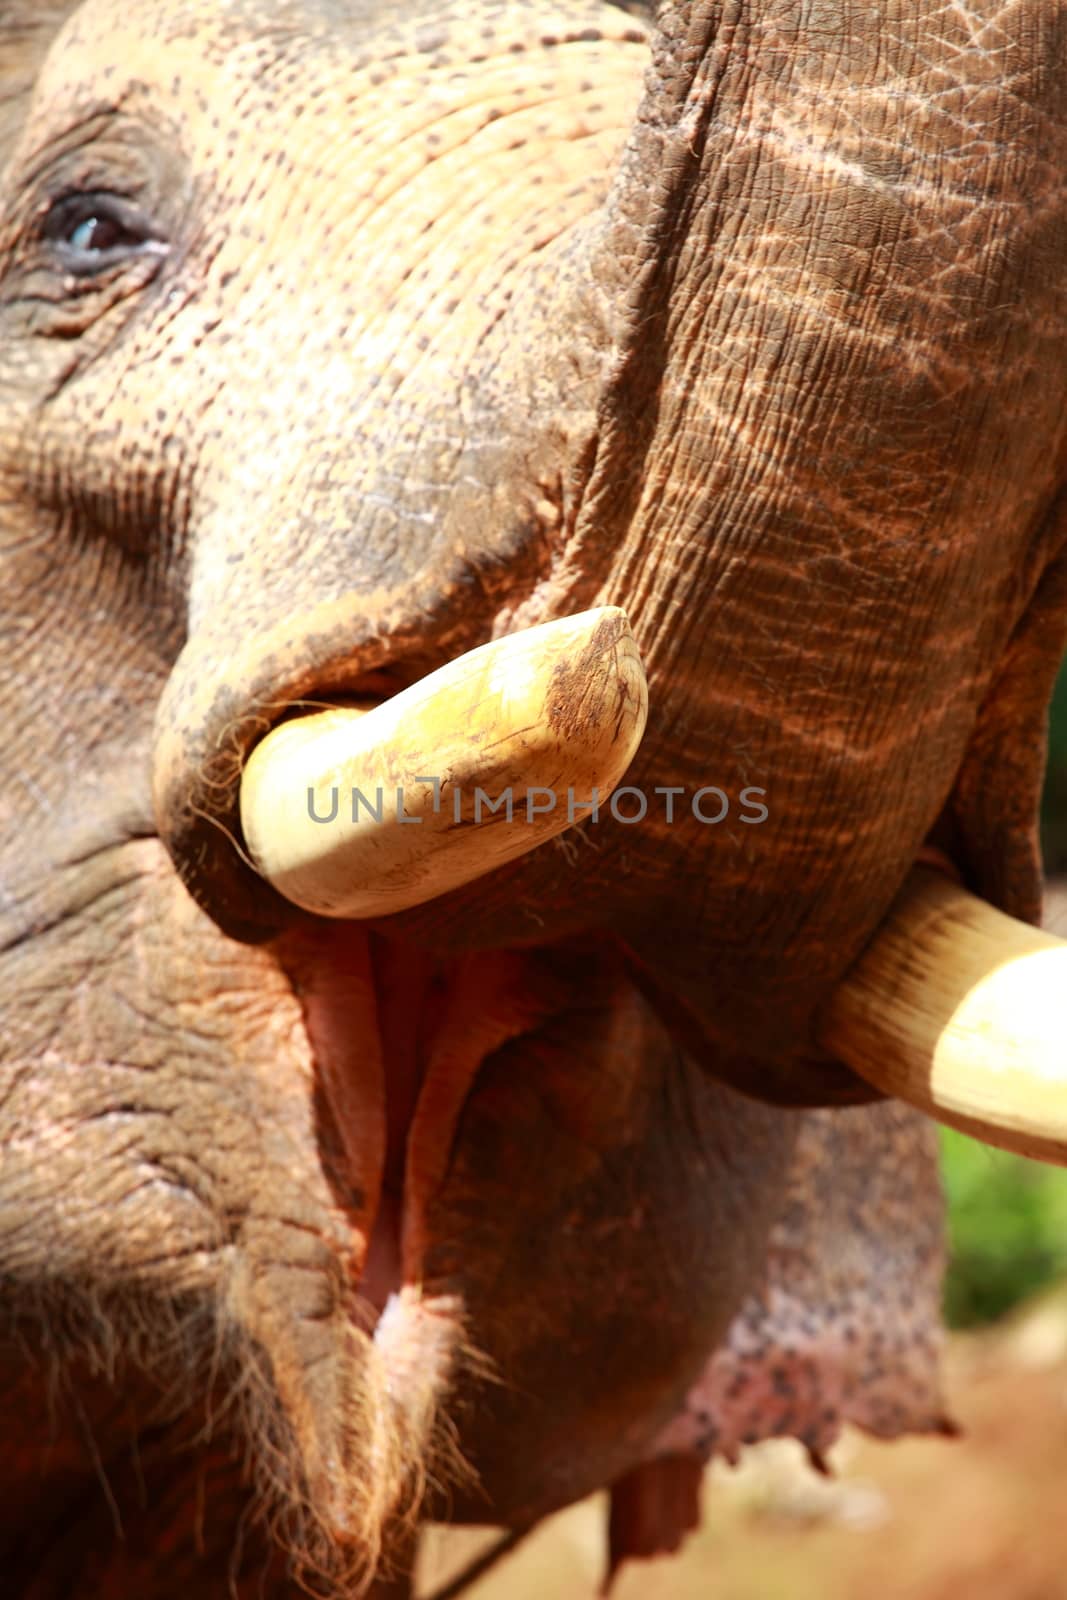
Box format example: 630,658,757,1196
0,0,1066,1594
654,1103,950,1467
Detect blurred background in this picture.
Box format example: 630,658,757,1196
415,668,1067,1600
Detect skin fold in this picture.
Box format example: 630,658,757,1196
0,0,1063,1594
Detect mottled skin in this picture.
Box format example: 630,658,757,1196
0,0,1063,1595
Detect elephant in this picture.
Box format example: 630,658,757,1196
0,0,1065,1594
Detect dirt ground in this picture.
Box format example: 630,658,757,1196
416,1288,1067,1600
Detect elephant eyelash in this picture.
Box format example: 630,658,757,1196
40,190,169,276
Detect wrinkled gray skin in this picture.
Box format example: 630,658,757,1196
0,0,1063,1595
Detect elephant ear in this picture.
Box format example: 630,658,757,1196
605,1100,949,1586
0,4,78,170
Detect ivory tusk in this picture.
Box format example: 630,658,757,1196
819,867,1067,1165
239,607,647,919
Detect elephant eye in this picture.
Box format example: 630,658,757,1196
42,191,167,275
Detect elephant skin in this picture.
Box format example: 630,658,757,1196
0,0,1064,1594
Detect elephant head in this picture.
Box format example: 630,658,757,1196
0,0,1064,1594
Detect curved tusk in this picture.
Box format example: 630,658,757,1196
819,867,1067,1165
240,607,647,919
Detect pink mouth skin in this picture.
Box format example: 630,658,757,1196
281,927,562,1312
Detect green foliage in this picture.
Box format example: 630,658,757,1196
941,1127,1067,1327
